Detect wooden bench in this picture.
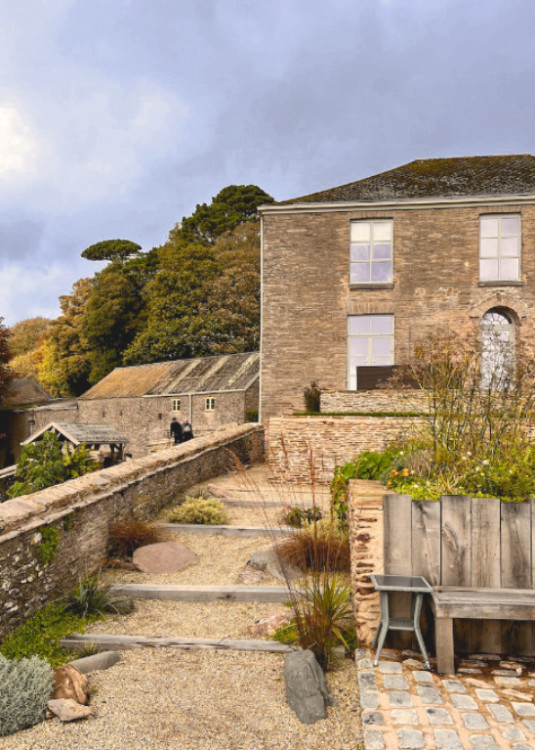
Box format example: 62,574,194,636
430,586,535,674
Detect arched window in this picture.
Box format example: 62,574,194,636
480,309,515,388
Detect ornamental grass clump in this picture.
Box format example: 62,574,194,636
107,519,169,560
0,655,54,736
275,518,350,573
168,496,228,525
65,575,134,617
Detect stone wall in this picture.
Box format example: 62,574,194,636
348,480,384,646
320,390,427,414
266,415,421,483
261,203,535,420
0,423,264,640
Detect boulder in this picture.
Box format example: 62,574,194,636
248,547,302,582
52,664,89,704
248,613,291,637
47,698,92,722
133,541,198,573
284,650,332,724
69,651,121,674
236,565,265,584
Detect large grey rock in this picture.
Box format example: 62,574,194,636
69,651,121,674
248,547,302,582
47,698,92,722
284,650,331,724
133,541,197,573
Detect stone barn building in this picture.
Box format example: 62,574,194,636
18,352,259,459
259,155,535,420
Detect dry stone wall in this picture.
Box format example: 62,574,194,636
267,415,421,483
348,480,384,647
320,390,427,414
0,423,264,640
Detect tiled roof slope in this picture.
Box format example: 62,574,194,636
282,155,535,204
22,422,126,446
80,353,259,399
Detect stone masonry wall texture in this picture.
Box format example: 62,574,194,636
267,415,421,483
0,423,264,640
261,203,535,419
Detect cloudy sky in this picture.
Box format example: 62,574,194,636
0,0,534,325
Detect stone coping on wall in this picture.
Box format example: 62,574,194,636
0,422,262,538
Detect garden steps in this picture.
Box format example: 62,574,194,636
60,633,295,654
109,583,290,602
161,523,294,537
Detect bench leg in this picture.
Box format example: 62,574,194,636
435,617,455,674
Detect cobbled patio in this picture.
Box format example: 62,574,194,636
357,647,535,749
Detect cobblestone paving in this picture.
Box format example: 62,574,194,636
356,648,535,749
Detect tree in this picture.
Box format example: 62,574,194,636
179,185,273,245
81,239,142,263
8,431,97,497
0,319,12,403
38,279,93,397
8,318,51,359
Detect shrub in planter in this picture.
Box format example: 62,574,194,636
284,505,323,528
168,496,228,525
303,382,321,413
0,655,53,736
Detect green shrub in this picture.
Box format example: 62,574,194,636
0,655,53,736
8,431,98,498
168,496,228,525
303,381,321,412
245,409,258,422
0,601,100,667
37,526,60,566
64,576,134,617
284,505,323,528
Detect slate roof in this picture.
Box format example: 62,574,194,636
22,422,127,447
280,155,535,204
3,377,52,406
80,353,260,400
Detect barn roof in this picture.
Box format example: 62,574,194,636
80,352,260,400
22,421,126,447
277,155,535,204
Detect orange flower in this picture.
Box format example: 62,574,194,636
402,468,409,477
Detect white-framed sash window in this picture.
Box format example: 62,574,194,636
347,314,394,390
350,220,393,284
480,214,521,281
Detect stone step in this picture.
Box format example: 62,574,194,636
61,633,295,654
161,523,294,537
110,583,290,602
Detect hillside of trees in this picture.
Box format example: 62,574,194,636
9,184,274,397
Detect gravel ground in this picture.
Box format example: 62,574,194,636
0,650,362,750
1,463,363,750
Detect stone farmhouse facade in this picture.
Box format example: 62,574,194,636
8,353,259,460
259,155,535,420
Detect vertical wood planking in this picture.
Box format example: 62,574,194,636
501,501,533,655
411,501,441,584
383,493,412,648
441,495,472,653
383,494,413,575
471,497,502,654
531,498,535,653
441,496,472,585
411,500,441,650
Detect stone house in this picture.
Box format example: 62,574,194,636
13,352,259,459
259,155,535,420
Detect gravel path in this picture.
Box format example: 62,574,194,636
0,464,363,750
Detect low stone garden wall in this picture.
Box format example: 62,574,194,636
267,415,421,483
0,423,264,640
320,390,427,414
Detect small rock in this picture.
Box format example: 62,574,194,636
52,665,89,704
457,668,482,674
236,565,265,584
502,689,533,701
69,651,120,674
248,547,302,582
248,613,291,636
284,650,332,724
47,698,92,722
403,658,425,669
468,653,500,661
133,541,197,573
465,678,491,689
